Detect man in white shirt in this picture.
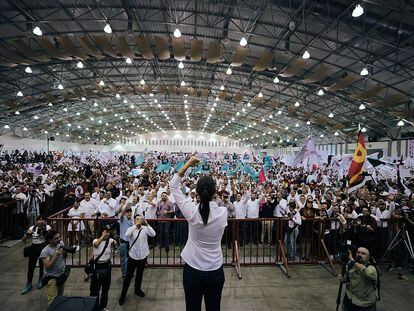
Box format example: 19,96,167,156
233,193,248,246
80,192,98,240
274,192,288,217
43,179,56,215
246,193,260,244
119,215,156,305
97,191,117,218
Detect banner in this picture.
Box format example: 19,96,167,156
348,131,367,193
292,136,318,168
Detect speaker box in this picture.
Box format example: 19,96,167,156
47,296,97,311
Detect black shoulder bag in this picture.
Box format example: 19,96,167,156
127,228,142,257
84,238,110,275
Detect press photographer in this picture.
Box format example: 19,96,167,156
339,247,379,311
39,229,76,304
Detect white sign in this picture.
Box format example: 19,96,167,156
400,165,414,179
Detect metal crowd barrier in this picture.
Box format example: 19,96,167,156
47,212,408,278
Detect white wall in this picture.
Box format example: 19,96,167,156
1,131,252,154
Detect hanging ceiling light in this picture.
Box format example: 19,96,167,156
226,67,232,75
278,110,282,115
17,91,23,97
258,92,263,98
317,89,324,96
25,66,32,74
320,134,324,138
273,76,279,83
173,28,181,38
181,81,186,87
360,67,369,76
352,4,364,18
104,23,112,34
32,26,42,36
361,127,367,132
23,127,28,131
328,112,334,118
99,80,105,86
302,50,310,59
240,37,248,47
294,101,300,107
140,79,145,85
334,131,339,136
115,93,120,99
220,85,225,91
125,57,132,64
178,61,184,69
4,125,10,129
15,111,20,115
76,61,84,69
57,84,64,90
306,120,311,125
359,103,366,110
81,97,86,101
33,115,39,120
397,120,404,126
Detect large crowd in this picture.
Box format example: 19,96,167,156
1,149,413,309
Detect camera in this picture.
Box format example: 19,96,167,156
337,240,357,266
59,245,77,254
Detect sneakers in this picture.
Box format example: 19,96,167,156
36,279,43,289
21,283,33,295
135,289,145,297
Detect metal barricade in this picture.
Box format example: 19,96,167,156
46,215,407,274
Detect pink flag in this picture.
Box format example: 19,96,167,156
258,167,267,185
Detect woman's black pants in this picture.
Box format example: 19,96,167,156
183,263,225,311
90,261,112,310
27,243,45,284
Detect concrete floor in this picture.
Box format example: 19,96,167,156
0,242,413,311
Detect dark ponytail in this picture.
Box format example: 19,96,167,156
196,176,216,225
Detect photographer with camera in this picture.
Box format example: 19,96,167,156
89,226,118,311
119,214,156,305
40,229,76,304
339,247,378,311
26,183,42,226
21,215,51,295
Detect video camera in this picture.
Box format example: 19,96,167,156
58,245,77,254
337,240,358,266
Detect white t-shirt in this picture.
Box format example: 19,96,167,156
93,238,115,262
29,224,51,244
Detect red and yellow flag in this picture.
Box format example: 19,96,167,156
348,131,367,192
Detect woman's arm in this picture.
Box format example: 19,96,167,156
170,157,200,220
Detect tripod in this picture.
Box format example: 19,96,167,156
379,226,414,268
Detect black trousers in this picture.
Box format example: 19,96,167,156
27,243,45,284
183,263,225,311
90,261,112,310
343,294,376,311
120,256,147,298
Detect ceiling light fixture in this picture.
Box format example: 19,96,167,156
81,96,86,101
360,67,369,76
220,85,225,91
104,23,112,34
273,76,279,83
302,50,310,59
240,37,248,47
359,103,366,110
58,84,63,90
125,57,132,64
306,120,311,125
140,79,145,85
99,80,105,86
25,66,32,74
361,127,367,133
294,101,300,107
76,61,84,69
317,89,324,96
32,26,42,36
334,131,339,136
173,28,181,38
397,120,404,127
328,112,334,118
226,67,232,75
181,81,186,86
23,127,28,131
15,111,20,115
17,91,23,97
178,61,184,69
352,4,364,18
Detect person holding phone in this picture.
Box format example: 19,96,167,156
119,215,156,305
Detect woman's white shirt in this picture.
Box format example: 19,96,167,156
170,174,228,271
93,238,115,262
